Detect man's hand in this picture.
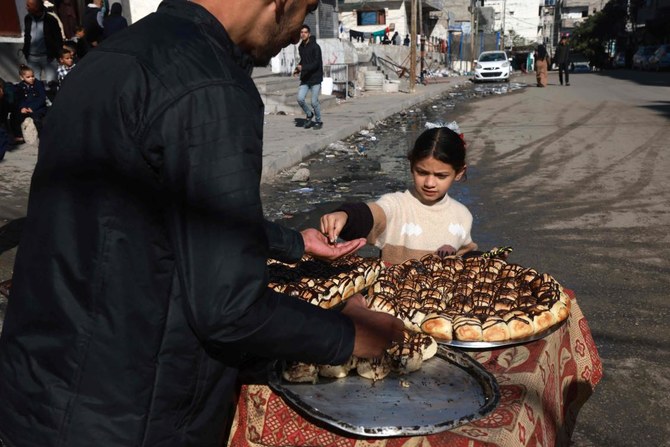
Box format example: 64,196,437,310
301,228,365,261
341,294,405,358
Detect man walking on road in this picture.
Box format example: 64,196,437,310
554,35,571,86
295,24,323,129
0,0,403,446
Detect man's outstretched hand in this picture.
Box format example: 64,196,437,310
301,228,365,261
341,294,405,359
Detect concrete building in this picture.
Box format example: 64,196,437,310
557,0,607,36
481,0,543,47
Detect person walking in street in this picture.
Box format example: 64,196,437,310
22,0,63,90
554,35,571,86
0,1,404,446
534,44,550,87
294,24,323,129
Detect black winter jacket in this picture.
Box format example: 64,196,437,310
22,12,63,60
298,36,323,86
554,43,571,65
0,1,354,446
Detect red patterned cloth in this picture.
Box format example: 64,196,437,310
228,291,602,447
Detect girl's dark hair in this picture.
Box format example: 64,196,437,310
537,44,547,60
408,127,466,172
19,64,33,76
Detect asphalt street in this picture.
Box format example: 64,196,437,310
1,68,669,446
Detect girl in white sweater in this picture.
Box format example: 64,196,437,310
320,126,477,265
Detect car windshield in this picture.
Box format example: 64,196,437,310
479,53,506,62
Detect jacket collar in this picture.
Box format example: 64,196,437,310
157,0,254,75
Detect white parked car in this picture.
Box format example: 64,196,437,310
473,51,512,83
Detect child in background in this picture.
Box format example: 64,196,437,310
57,47,76,87
320,125,477,265
16,65,48,143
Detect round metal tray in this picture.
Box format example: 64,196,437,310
439,318,567,349
268,346,500,438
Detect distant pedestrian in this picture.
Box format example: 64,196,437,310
102,3,128,39
392,31,400,45
56,46,75,86
0,79,12,159
68,25,91,60
15,64,48,143
22,0,63,88
534,45,549,87
554,36,571,86
403,34,410,46
55,0,80,39
83,0,104,47
294,24,323,130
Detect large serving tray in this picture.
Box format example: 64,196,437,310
439,318,567,349
267,346,500,438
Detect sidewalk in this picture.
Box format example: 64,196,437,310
261,78,467,181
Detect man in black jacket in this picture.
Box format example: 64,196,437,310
0,1,403,446
554,36,571,86
294,24,324,129
22,0,63,87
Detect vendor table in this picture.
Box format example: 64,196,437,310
227,290,602,447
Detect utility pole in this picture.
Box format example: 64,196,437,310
501,0,507,51
410,0,417,92
469,0,475,71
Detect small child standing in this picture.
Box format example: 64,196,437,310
57,47,76,87
320,126,478,265
15,64,48,144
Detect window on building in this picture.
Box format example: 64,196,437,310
357,10,386,26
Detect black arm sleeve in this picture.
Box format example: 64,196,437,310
334,202,374,240
264,219,305,263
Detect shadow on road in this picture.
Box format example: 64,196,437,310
639,100,670,119
593,69,670,87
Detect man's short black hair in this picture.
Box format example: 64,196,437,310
301,24,311,33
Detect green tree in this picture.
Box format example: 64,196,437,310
570,0,628,68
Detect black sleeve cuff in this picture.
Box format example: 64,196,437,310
264,220,305,263
334,202,374,240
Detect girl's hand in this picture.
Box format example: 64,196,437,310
436,244,457,258
20,107,30,114
320,211,349,244
300,228,365,261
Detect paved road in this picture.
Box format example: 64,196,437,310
1,67,669,445
458,69,670,446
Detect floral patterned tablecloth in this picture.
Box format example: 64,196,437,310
228,290,602,447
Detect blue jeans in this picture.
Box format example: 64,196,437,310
297,83,321,122
26,55,58,84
